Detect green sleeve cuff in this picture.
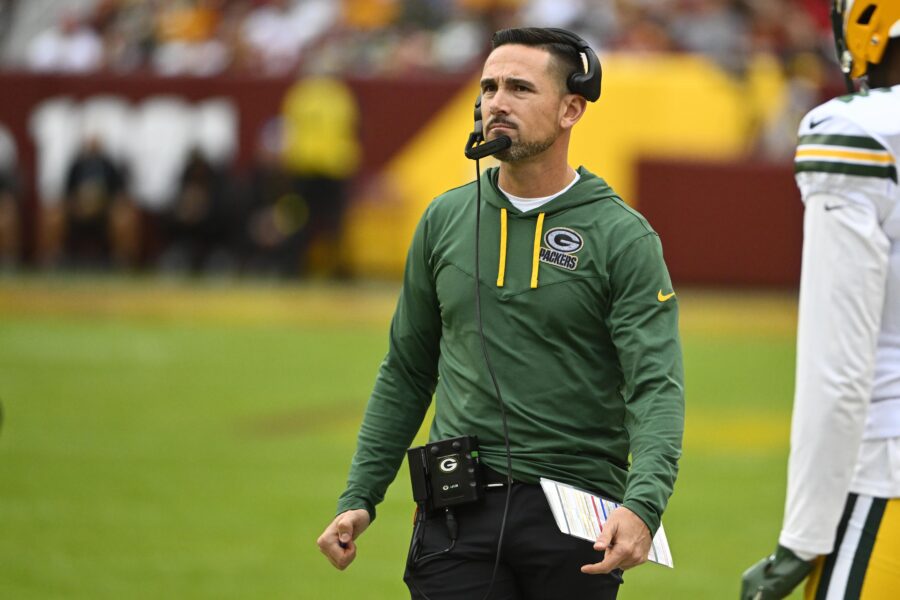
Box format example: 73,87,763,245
621,499,660,537
335,497,376,523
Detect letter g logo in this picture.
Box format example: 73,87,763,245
544,228,584,253
439,457,458,473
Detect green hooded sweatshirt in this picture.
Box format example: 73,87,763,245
337,166,684,535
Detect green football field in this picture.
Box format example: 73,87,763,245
0,277,805,599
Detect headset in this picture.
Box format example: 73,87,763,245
464,28,602,161
548,27,603,102
411,28,602,600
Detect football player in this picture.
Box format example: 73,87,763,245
741,1,900,599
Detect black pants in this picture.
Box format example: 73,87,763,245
404,482,622,600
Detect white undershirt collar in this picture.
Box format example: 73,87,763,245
499,171,581,213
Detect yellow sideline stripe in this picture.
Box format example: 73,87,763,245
685,413,790,453
796,148,893,163
0,279,399,327
0,280,798,336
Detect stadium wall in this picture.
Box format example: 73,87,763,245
636,159,803,287
0,70,468,262
0,54,805,285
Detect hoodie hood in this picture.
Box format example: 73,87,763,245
480,166,618,289
482,165,618,215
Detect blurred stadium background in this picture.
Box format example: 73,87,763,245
0,0,837,598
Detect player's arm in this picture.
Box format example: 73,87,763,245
741,102,896,597
741,190,889,599
584,232,684,574
779,108,895,557
779,191,889,556
318,205,443,569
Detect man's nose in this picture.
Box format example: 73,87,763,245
487,90,510,115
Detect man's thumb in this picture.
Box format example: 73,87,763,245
337,518,354,544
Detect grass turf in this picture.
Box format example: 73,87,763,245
0,277,803,599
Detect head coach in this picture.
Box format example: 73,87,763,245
317,27,685,600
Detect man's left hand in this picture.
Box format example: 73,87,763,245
581,506,651,574
740,545,814,600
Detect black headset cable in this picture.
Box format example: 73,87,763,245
408,159,514,600
472,158,515,600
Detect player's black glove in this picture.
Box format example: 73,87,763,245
740,545,814,600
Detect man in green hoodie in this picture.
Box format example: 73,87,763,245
317,27,684,599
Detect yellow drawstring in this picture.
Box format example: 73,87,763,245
497,209,545,289
530,212,545,289
497,208,508,287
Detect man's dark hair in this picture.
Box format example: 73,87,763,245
491,28,584,94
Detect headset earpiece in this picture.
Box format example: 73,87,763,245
472,94,485,142
567,44,601,101
545,28,602,102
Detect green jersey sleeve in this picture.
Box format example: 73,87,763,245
335,207,442,520
607,232,684,534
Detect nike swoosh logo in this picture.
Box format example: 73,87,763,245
658,290,676,302
824,204,848,211
809,116,832,129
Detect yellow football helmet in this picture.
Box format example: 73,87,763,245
833,0,900,81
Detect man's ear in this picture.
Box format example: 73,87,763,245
559,95,587,131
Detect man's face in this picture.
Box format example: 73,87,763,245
479,44,566,162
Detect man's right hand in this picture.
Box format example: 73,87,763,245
316,509,371,570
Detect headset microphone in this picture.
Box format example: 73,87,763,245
464,95,512,160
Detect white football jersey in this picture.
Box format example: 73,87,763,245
780,85,900,557
796,85,900,419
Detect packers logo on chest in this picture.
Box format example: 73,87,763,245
540,227,583,271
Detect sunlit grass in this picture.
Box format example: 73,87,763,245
0,277,802,599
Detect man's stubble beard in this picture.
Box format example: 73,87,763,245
494,134,556,163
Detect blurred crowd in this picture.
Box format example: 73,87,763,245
0,76,359,278
31,117,352,278
11,0,838,81
0,0,843,277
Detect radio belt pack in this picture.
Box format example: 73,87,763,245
407,435,484,513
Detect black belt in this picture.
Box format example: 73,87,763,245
482,466,515,489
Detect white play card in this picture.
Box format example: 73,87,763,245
540,477,674,568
